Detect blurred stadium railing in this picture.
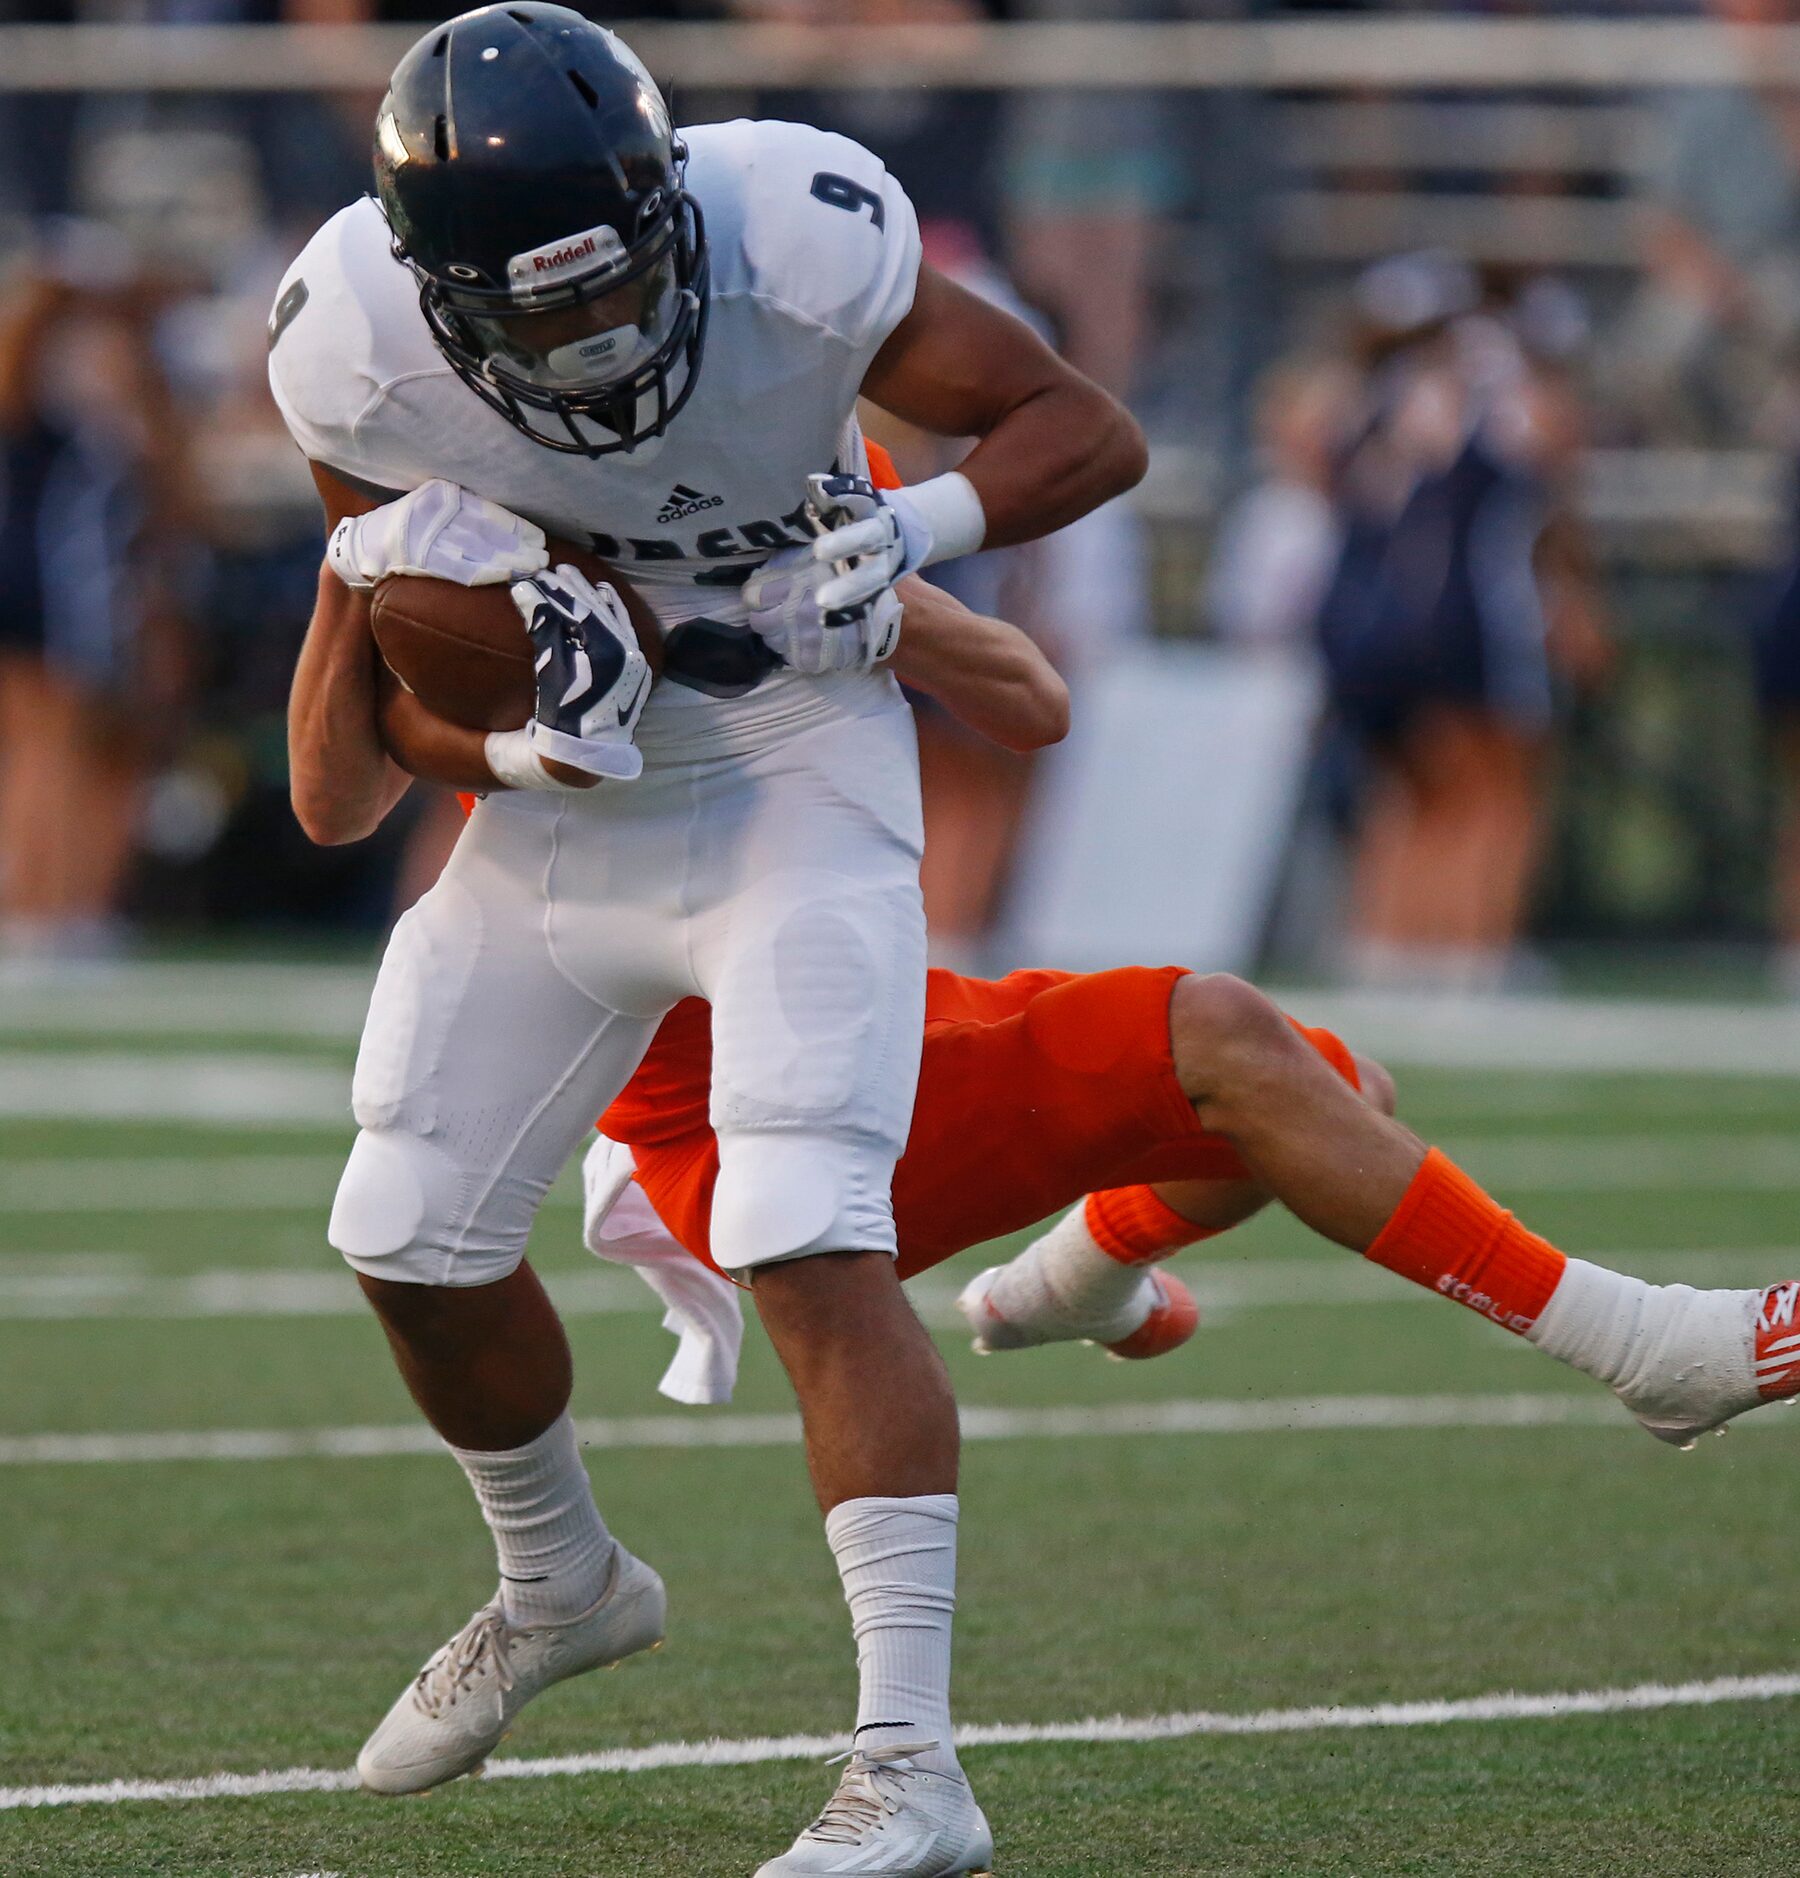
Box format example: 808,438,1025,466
7,18,1800,89
1,17,1793,964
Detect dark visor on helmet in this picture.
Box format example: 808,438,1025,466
413,193,708,457
460,252,681,395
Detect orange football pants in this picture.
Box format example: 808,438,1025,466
628,967,1358,1280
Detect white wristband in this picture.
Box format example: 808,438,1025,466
904,471,986,569
484,727,568,792
326,515,377,590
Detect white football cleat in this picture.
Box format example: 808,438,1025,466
958,1262,1198,1362
957,1265,1056,1354
754,1742,993,1877
1616,1280,1800,1447
357,1545,665,1795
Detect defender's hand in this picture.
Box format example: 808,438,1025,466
510,565,651,781
328,479,548,590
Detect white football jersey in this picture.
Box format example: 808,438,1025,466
268,118,921,744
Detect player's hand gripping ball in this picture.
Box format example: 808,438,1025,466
328,478,548,590
743,473,909,675
510,566,653,780
369,530,663,733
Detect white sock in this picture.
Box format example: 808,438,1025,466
1529,1258,1763,1407
986,1206,1154,1344
448,1411,616,1628
826,1493,961,1778
1525,1254,1781,1427
1527,1258,1657,1388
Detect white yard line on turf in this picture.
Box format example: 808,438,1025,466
45,975,1800,1070
0,1265,662,1320
0,1156,350,1212
0,1056,351,1127
0,1249,1789,1322
5,1669,1797,1811
1289,991,1800,1078
6,1131,1799,1216
1453,1133,1800,1192
5,967,1800,1071
0,1156,584,1212
0,1391,1729,1467
0,963,372,1040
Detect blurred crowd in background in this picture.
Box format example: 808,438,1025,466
3,0,1800,995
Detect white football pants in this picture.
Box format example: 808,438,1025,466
329,685,926,1284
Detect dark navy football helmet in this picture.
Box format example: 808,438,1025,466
374,5,707,456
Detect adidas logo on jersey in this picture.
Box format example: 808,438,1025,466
657,483,724,523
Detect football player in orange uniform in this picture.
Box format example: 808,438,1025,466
364,457,1800,1842
583,925,1800,1452
379,550,1800,1453
590,964,1380,1361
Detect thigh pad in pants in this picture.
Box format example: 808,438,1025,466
329,837,662,1288
701,743,927,1274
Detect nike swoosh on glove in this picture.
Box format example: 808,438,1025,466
510,565,652,780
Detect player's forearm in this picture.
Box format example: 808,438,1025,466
378,674,601,793
863,264,1148,551
288,566,412,844
376,678,496,791
891,577,1069,754
953,381,1147,550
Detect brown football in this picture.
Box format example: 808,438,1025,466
369,536,664,732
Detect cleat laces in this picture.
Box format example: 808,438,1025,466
1755,1281,1800,1400
1758,1282,1800,1336
412,1605,515,1718
803,1742,940,1845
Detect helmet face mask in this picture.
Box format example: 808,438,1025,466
472,255,677,392
374,5,709,457
414,191,708,456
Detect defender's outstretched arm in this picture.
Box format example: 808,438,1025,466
376,576,1072,792
886,578,1069,753
286,463,411,845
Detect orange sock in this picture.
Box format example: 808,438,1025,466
1085,1186,1211,1266
1364,1149,1566,1334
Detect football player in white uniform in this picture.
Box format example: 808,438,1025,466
268,8,1144,1874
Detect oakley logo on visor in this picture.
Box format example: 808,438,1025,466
507,222,629,296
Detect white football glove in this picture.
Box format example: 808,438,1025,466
507,565,651,781
328,479,548,590
742,474,914,674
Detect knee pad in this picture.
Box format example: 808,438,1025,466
709,1132,898,1274
328,1127,521,1288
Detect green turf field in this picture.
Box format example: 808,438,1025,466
2,968,1798,1875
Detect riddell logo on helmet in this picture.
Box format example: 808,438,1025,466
537,235,596,274
507,223,628,293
